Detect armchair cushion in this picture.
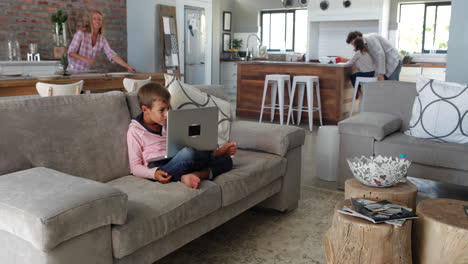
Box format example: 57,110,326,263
0,167,128,251
229,121,305,157
338,112,402,141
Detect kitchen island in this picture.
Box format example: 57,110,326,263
236,61,353,125
0,73,182,97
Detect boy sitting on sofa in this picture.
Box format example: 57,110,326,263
127,83,237,189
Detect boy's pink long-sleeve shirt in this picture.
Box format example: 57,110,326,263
127,119,167,179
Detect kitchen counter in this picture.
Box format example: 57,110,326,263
236,61,354,125
238,61,352,68
0,73,182,97
403,63,446,68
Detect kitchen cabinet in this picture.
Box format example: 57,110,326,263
400,65,446,82
220,61,238,101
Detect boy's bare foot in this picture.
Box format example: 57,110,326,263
181,174,201,189
212,142,237,157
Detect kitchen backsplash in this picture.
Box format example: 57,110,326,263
0,0,127,72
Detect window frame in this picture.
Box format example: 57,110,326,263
260,9,297,52
399,1,451,54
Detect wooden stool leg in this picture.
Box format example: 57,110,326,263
48,87,53,96
75,85,80,95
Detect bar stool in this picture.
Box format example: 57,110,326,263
286,75,323,131
349,76,377,117
259,74,293,125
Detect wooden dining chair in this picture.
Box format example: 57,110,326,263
35,80,84,97
123,76,152,92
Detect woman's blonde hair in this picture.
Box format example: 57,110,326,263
82,10,105,35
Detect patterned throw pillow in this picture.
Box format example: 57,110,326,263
405,75,468,144
164,74,232,146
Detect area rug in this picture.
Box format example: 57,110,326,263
158,185,344,264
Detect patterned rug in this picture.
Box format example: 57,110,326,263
158,186,344,264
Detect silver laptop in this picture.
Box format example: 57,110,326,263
147,107,218,163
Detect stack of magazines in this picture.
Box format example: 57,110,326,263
338,198,418,226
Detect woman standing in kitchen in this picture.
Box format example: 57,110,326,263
68,10,136,73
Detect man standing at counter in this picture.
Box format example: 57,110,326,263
68,11,136,73
346,31,402,81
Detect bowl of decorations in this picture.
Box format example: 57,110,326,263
346,155,411,187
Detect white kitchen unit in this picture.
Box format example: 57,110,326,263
220,61,238,102
0,61,60,76
400,66,446,82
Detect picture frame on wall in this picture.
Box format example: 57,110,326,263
223,11,232,31
223,33,231,52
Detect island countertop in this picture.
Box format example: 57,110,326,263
236,61,355,125
238,61,353,68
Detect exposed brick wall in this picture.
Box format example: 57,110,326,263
0,0,127,72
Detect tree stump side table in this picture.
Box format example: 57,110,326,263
344,178,418,210
414,198,468,264
324,199,412,264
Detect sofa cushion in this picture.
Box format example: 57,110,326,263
0,167,128,251
339,112,401,141
230,121,305,157
107,176,221,259
375,133,468,172
0,92,131,183
405,75,468,144
214,150,287,207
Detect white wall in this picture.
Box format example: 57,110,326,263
127,0,213,84
446,0,468,84
307,0,389,60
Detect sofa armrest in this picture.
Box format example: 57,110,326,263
0,167,127,251
338,112,402,141
230,120,305,157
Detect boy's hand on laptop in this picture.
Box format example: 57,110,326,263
154,169,172,183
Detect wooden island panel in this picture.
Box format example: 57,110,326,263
236,62,353,125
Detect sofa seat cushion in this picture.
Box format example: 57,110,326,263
0,167,128,252
374,133,468,172
107,176,221,259
214,150,287,207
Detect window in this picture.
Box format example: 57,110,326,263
398,2,451,54
260,9,308,53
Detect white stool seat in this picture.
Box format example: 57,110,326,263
287,75,323,131
259,74,293,125
349,76,377,117
36,80,84,97
123,76,152,92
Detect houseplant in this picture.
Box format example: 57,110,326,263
51,10,68,58
230,38,243,58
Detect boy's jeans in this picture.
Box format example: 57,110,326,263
149,147,233,182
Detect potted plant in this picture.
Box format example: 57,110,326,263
400,50,413,65
60,54,69,76
230,38,243,58
51,10,68,59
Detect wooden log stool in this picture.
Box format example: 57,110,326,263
344,178,418,210
324,199,413,264
414,198,468,264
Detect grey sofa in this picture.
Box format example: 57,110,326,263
337,81,468,189
0,90,305,264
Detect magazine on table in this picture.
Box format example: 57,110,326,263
338,198,418,225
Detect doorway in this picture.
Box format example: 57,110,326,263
184,6,206,85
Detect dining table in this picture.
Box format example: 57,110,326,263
0,72,182,97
